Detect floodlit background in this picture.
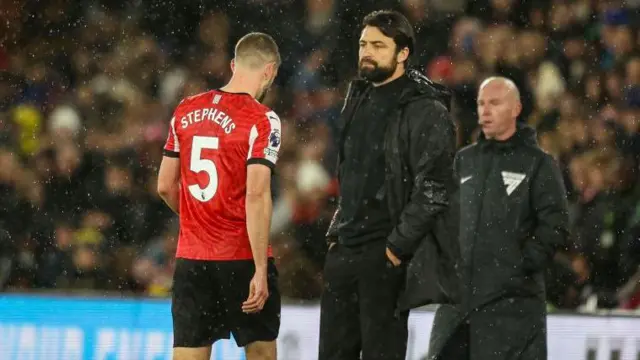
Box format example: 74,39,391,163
1,0,640,314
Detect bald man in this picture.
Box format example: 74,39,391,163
427,77,570,360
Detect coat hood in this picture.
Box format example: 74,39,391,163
400,68,452,110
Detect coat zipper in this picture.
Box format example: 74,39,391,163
466,148,495,311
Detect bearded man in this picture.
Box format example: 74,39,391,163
318,10,461,360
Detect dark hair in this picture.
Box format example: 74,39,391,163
362,10,416,57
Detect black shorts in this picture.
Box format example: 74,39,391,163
171,258,280,348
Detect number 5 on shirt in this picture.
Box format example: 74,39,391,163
188,135,219,202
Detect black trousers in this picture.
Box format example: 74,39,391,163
318,240,409,360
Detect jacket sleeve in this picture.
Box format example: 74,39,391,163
523,154,570,273
386,100,456,260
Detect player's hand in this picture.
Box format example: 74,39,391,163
242,270,269,314
386,247,402,267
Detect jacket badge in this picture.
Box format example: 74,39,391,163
501,171,526,195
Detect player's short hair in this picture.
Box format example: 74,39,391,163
362,10,416,58
234,32,281,69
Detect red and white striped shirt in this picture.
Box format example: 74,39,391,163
163,90,281,261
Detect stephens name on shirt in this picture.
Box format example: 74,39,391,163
179,107,236,134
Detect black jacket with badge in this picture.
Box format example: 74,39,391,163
427,124,570,360
455,124,570,311
326,69,461,311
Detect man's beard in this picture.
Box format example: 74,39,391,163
358,58,397,83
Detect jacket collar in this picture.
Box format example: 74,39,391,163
348,68,452,110
478,123,538,150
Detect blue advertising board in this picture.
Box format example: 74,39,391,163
0,294,246,360
2,294,640,360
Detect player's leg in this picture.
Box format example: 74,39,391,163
318,244,361,360
172,347,211,360
172,259,229,360
244,340,277,360
359,240,408,360
214,259,281,360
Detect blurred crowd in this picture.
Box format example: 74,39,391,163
0,0,639,311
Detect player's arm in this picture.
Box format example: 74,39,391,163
242,110,281,314
158,116,181,214
245,110,281,271
245,164,272,272
157,156,180,214
243,163,273,313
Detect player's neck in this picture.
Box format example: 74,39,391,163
220,74,260,99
